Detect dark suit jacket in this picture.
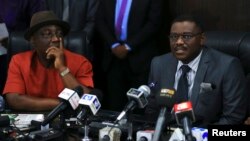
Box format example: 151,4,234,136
96,0,162,73
146,47,247,127
0,0,45,32
45,0,98,39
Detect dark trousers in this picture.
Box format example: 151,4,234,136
103,58,149,112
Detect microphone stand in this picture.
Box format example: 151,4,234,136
49,111,66,140
82,118,92,141
152,107,167,141
182,117,196,141
126,111,133,141
59,112,66,130
77,111,92,141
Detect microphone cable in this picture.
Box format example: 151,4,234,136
11,118,30,140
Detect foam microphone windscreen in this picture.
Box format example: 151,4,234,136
156,88,176,108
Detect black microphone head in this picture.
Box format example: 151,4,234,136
156,88,176,108
0,116,10,127
139,137,148,141
102,135,110,141
89,88,103,102
73,86,84,97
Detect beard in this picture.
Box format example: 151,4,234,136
36,52,55,68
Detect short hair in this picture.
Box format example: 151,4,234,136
171,15,205,32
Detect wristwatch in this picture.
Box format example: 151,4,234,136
60,67,70,77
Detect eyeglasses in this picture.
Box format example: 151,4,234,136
37,30,64,39
168,32,202,42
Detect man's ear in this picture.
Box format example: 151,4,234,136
200,32,206,45
29,37,35,46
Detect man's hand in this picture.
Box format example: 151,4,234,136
46,38,66,70
111,45,128,59
244,117,250,125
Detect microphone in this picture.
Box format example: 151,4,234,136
77,93,102,120
101,135,110,141
76,90,102,141
77,89,103,119
41,86,83,126
99,127,122,141
169,127,208,141
152,88,176,141
157,88,176,108
0,115,10,127
174,101,196,141
136,130,154,141
116,83,154,121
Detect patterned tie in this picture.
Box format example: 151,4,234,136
115,0,128,38
176,65,191,102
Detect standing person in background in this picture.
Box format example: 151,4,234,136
3,11,93,111
96,0,163,111
0,0,45,32
146,15,247,127
45,0,99,61
0,0,46,94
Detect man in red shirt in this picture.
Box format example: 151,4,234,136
3,11,93,111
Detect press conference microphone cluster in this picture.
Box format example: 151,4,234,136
174,101,196,141
42,86,83,126
116,82,156,122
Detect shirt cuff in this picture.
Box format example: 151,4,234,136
124,43,132,51
111,43,121,49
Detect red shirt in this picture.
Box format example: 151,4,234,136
3,50,93,98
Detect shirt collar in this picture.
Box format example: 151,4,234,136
177,50,203,73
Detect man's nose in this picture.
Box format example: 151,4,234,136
175,36,185,44
50,34,61,41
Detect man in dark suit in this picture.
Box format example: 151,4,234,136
45,0,98,37
45,0,99,61
96,0,162,111
146,15,247,127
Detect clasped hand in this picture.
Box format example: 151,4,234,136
111,44,128,59
46,38,66,70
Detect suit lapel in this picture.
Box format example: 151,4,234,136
56,0,64,19
69,0,76,15
162,54,177,90
111,0,116,28
190,48,210,110
127,0,136,29
129,0,138,14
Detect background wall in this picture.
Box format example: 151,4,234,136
169,0,250,31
